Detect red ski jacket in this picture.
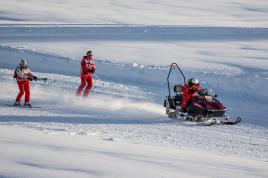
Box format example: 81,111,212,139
182,83,201,109
80,56,96,76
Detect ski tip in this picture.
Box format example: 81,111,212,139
219,116,241,125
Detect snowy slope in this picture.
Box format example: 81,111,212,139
0,66,268,177
0,64,267,161
0,26,267,124
1,0,268,27
1,1,268,177
0,26,268,177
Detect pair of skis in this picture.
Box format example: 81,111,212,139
6,104,42,109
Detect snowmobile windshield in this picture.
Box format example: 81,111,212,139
199,80,215,97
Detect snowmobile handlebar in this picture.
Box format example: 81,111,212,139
167,63,186,97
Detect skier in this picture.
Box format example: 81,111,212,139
180,78,201,112
76,50,96,97
13,58,38,107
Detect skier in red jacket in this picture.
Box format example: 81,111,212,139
76,51,96,97
13,58,38,107
181,78,201,112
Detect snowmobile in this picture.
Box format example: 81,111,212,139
163,63,241,125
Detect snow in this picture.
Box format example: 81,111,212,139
1,0,268,27
1,125,268,178
1,1,268,178
1,26,268,73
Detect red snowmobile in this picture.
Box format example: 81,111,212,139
164,63,241,125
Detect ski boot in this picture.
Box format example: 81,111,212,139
23,102,32,108
13,101,21,106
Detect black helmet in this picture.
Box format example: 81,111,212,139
188,78,199,87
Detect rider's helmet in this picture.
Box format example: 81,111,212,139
188,78,199,87
188,78,200,92
19,58,27,68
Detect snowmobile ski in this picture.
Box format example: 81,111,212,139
193,118,217,126
177,110,241,126
219,117,241,125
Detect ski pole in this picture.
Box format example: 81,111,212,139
94,73,103,81
94,73,106,86
37,77,48,82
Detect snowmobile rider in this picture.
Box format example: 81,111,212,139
76,50,96,97
181,78,201,112
13,58,38,107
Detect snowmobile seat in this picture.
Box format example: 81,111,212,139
173,84,183,106
164,85,184,109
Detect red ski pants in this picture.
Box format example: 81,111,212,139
16,80,31,103
76,74,93,97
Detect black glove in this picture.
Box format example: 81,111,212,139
27,77,33,81
32,76,38,81
88,69,95,74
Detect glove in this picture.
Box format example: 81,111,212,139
88,69,95,74
32,76,38,81
27,77,33,81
